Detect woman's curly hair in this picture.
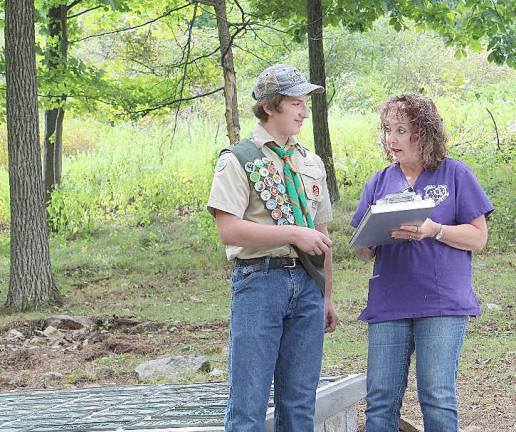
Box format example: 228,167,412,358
380,93,447,171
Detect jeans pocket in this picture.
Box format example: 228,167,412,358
231,266,262,295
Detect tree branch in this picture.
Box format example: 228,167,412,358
129,86,224,117
67,6,102,19
485,107,501,151
172,3,198,136
71,2,193,44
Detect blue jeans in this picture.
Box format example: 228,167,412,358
365,316,468,432
225,258,325,432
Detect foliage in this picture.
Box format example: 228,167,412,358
0,92,509,249
0,12,513,247
249,0,515,66
42,117,223,235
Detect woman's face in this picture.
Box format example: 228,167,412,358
383,113,421,166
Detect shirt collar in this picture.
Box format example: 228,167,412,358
252,122,299,149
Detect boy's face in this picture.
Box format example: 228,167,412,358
383,112,420,166
265,95,310,138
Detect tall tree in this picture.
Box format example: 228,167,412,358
195,0,240,143
43,2,68,204
307,0,338,202
5,0,59,310
212,0,240,144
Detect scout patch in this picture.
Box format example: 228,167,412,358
312,184,320,198
266,199,277,210
216,159,227,172
255,181,265,192
271,208,282,220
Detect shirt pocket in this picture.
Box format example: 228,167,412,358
299,164,324,218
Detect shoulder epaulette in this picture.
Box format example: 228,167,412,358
218,146,235,157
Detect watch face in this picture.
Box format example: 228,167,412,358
436,225,444,240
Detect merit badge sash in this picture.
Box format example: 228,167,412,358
230,139,295,226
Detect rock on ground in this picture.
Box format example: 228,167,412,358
135,355,211,380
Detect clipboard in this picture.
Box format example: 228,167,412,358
349,191,435,248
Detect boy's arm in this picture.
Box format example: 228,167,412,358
316,224,338,333
214,210,332,255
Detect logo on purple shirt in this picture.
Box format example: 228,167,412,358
423,184,449,206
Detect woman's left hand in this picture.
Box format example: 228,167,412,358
391,218,440,241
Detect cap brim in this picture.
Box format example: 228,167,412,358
280,82,325,97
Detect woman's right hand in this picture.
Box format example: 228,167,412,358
395,218,440,241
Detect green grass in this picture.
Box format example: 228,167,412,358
0,214,230,326
1,204,512,365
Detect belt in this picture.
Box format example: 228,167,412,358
234,256,300,270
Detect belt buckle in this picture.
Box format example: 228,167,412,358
284,258,296,268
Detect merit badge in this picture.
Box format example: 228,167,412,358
263,177,274,187
260,190,271,201
281,204,292,215
277,183,286,194
254,181,265,192
271,208,283,220
270,186,279,196
312,184,320,198
272,173,282,184
245,162,255,173
276,195,285,205
268,165,277,175
262,157,272,165
259,167,269,177
277,218,287,225
254,158,265,168
215,160,227,172
250,172,261,183
266,199,277,210
287,214,295,224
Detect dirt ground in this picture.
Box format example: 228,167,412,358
1,316,513,432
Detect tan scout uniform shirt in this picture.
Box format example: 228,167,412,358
207,123,332,260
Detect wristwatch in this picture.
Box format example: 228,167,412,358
434,224,445,241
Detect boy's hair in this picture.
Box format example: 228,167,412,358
380,93,447,171
252,94,286,122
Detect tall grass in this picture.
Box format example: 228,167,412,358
0,95,513,247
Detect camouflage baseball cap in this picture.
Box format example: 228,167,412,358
252,64,325,101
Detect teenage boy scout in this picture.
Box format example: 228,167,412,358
207,64,337,431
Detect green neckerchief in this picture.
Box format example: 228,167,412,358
267,143,314,229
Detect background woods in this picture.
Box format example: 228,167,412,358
0,0,513,307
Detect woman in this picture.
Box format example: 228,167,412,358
351,94,494,432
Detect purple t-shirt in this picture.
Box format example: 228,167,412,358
351,157,494,323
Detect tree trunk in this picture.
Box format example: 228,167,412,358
5,0,59,311
44,4,68,205
213,0,240,144
307,0,339,203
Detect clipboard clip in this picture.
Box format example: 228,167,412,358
377,190,423,205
